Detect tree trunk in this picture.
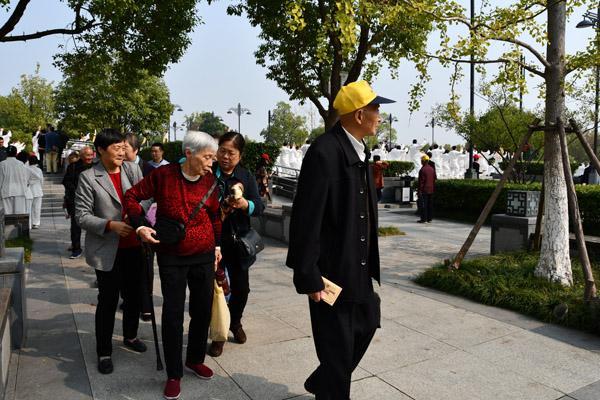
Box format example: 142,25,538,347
324,107,338,131
534,0,573,286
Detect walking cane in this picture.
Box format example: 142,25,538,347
142,242,163,371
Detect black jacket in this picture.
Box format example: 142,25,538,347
62,160,92,206
286,122,380,302
212,162,265,264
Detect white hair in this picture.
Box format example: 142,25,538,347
182,130,217,154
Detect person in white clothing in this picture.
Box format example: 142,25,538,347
0,146,33,214
27,155,44,228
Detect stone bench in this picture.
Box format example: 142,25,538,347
0,249,25,349
251,205,292,244
4,214,29,239
0,288,12,399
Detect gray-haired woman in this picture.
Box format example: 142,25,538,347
124,131,222,400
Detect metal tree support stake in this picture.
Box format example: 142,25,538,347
558,118,597,301
450,118,540,270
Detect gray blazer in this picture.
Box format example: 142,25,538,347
75,161,143,271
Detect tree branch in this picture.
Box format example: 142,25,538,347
0,0,30,39
427,53,545,78
347,22,372,84
0,20,98,42
491,37,549,68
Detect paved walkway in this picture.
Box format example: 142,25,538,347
5,175,600,400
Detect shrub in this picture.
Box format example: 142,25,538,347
368,161,414,177
140,141,184,163
415,253,600,334
434,180,600,236
498,160,578,176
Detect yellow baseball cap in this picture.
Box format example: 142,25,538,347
333,80,395,115
421,154,430,161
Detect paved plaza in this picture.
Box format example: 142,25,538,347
5,175,600,400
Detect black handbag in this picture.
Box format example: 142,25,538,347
232,227,264,259
154,181,217,245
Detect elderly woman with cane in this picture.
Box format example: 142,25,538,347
124,131,221,400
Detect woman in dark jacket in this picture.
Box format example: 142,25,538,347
208,131,264,357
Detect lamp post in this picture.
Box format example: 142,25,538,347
169,104,183,142
386,114,398,150
425,117,436,145
227,103,251,133
464,0,476,178
577,6,600,156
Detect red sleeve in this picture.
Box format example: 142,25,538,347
124,172,158,227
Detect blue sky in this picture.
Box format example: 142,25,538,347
0,1,595,144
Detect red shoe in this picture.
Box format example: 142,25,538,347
185,362,214,380
163,378,181,400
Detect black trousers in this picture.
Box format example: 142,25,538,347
94,247,143,357
225,259,250,329
420,193,434,222
306,292,380,400
376,188,382,202
159,262,214,379
67,204,81,251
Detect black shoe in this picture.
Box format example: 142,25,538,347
140,313,152,322
417,220,426,223
98,357,113,374
123,338,147,353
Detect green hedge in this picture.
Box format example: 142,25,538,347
369,161,414,177
434,180,600,236
415,253,600,334
139,141,281,174
140,141,184,163
498,160,578,176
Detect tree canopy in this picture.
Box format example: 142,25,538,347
54,54,173,137
228,0,434,129
259,101,308,147
0,1,200,78
185,111,229,135
0,65,55,145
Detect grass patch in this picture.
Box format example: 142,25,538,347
378,226,405,236
6,236,33,263
415,252,600,334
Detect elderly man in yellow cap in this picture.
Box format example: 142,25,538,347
418,154,437,223
286,80,394,399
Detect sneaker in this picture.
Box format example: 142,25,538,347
185,362,214,380
123,338,147,353
231,325,247,344
69,249,83,259
208,341,225,357
140,313,152,322
32,225,40,229
97,357,113,374
163,378,181,400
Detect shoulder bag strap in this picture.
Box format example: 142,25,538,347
185,180,218,226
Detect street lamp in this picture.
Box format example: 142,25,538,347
385,114,398,150
169,104,183,142
425,117,436,145
227,103,251,133
576,7,600,156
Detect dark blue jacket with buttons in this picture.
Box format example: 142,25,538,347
286,121,380,303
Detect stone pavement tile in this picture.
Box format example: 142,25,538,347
378,284,445,320
350,376,414,400
393,303,520,349
215,337,318,400
379,350,562,400
258,301,313,336
568,379,600,400
359,319,457,375
227,309,309,347
468,330,600,394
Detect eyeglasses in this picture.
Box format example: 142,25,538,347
217,148,240,158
